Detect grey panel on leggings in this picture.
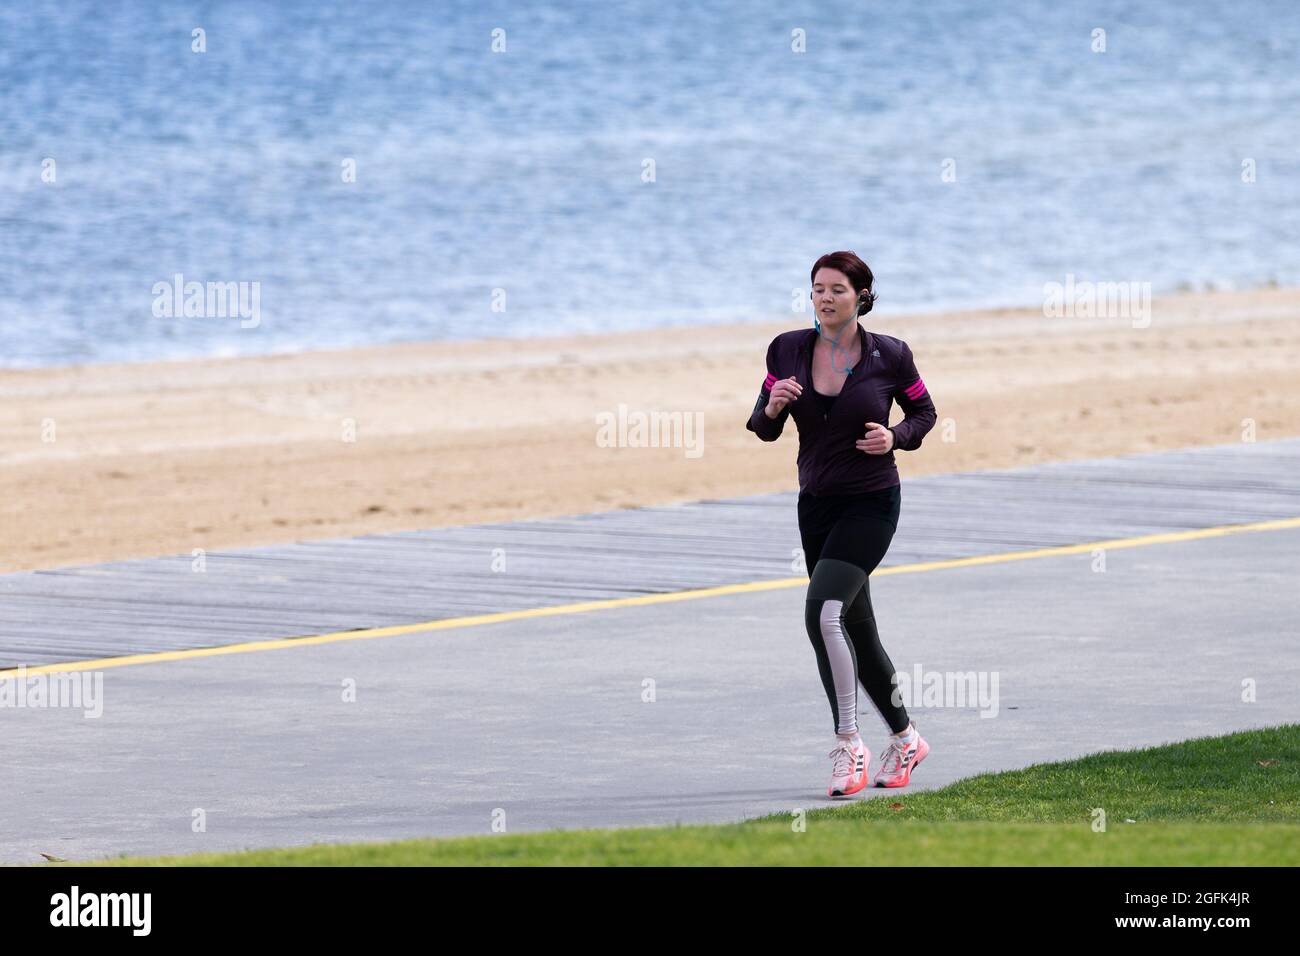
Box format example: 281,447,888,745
817,600,858,734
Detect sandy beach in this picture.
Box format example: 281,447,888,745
1,287,1298,574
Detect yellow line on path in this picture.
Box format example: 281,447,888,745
5,515,1298,678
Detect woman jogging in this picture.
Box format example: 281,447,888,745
746,251,937,798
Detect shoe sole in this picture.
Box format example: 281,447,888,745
829,778,868,798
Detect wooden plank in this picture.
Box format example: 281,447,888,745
2,439,1297,667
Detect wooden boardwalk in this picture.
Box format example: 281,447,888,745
3,438,1298,668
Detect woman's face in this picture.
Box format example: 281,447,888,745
811,268,860,328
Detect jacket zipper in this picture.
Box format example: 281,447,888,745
804,326,872,495
801,334,823,492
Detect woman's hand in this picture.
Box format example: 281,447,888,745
765,377,802,418
856,421,894,454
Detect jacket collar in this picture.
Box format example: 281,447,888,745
803,322,872,374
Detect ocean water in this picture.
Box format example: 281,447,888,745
1,0,1297,368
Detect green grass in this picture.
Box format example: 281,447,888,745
74,724,1300,866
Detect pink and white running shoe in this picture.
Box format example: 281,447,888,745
827,737,870,797
874,724,929,788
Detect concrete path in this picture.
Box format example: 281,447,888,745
2,439,1297,863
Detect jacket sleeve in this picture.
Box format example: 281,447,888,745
746,336,789,442
888,341,936,452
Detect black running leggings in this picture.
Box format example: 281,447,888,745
799,485,911,737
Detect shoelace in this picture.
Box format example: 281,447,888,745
828,740,858,778
880,739,913,774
